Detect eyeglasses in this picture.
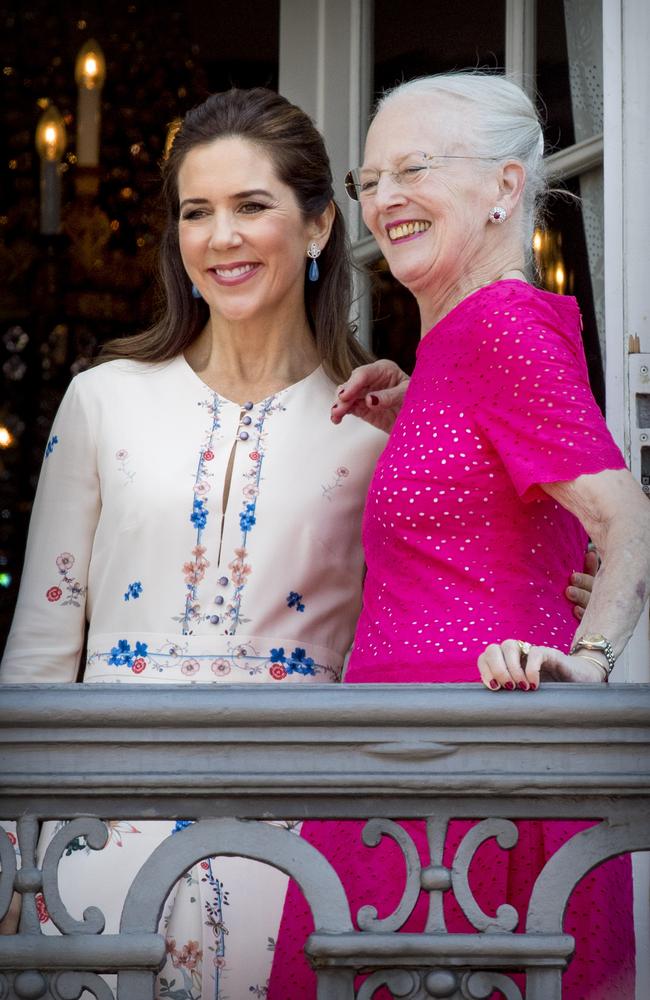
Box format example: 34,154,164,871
344,150,498,201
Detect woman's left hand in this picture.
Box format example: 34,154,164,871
477,639,607,690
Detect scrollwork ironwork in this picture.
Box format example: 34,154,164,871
50,971,115,1000
41,818,109,935
0,826,17,925
356,969,420,1000
451,819,519,932
357,819,423,932
461,970,523,1000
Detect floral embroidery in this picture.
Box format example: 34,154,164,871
268,646,315,676
45,552,86,607
115,448,135,484
239,502,256,532
166,938,202,971
124,580,143,601
107,639,149,669
176,393,222,633
190,497,208,530
287,591,305,613
181,657,200,676
321,464,350,500
222,397,286,634
88,637,340,681
35,893,50,923
45,434,58,458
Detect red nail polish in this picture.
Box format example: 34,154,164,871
529,682,537,691
369,394,379,406
489,679,499,690
518,681,528,691
504,681,515,690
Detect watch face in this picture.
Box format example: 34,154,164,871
583,634,605,645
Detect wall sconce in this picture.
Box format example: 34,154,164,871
35,105,67,234
75,39,106,167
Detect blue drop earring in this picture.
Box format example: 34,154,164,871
191,284,203,299
307,242,321,282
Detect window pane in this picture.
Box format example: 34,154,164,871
373,0,505,99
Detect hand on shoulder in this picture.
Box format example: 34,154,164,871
331,359,410,434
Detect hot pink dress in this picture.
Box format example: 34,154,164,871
269,281,635,999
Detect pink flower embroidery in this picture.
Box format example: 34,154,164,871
249,451,260,461
270,664,287,680
181,658,200,676
115,449,128,461
46,586,62,602
336,466,350,478
203,449,214,461
56,552,75,572
35,894,50,923
131,657,146,674
211,659,231,676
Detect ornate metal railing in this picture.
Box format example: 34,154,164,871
1,682,649,1000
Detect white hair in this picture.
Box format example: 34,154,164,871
377,72,547,259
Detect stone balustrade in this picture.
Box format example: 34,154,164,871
1,682,649,999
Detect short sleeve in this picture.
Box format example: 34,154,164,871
470,291,626,501
0,377,101,682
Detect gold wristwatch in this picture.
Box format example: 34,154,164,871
570,634,616,677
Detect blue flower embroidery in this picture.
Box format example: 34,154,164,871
45,435,59,458
286,647,315,676
190,498,208,530
171,819,194,834
270,647,286,663
239,502,257,532
124,581,143,601
287,591,305,613
108,639,149,667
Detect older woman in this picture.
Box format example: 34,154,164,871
0,88,387,998
271,72,650,999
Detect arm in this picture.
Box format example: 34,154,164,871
0,377,101,682
331,359,410,434
478,468,650,689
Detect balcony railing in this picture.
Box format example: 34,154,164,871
1,682,649,999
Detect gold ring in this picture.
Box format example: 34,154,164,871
516,640,532,660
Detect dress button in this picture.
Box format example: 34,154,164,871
210,615,220,625
241,415,252,425
239,431,249,441
243,401,254,410
214,596,224,605
219,576,228,586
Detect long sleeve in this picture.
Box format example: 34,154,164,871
0,377,101,682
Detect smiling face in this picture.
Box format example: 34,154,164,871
177,136,323,326
361,93,499,299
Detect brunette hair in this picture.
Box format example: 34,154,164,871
99,88,371,382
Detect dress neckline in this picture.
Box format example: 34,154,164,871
175,352,325,407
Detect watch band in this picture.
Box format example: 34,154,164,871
570,635,616,676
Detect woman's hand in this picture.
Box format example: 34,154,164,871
566,547,599,620
477,638,608,691
331,360,410,434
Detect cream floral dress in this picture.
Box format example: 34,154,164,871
0,354,386,999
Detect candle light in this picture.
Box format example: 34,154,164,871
35,105,67,234
75,39,106,167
